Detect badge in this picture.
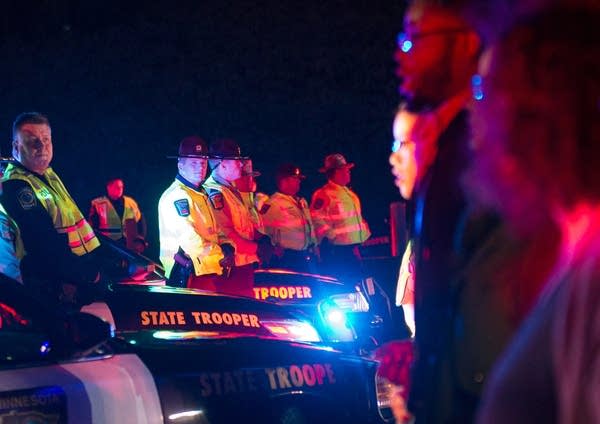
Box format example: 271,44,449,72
312,198,324,210
17,187,36,210
209,193,224,210
259,204,270,214
37,187,53,200
174,199,190,216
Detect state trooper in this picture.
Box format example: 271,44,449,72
203,139,272,296
260,163,318,273
89,176,147,249
0,112,101,306
233,158,266,234
310,153,371,281
158,136,229,290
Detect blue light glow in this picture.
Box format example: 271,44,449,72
40,341,51,355
325,309,346,326
397,33,412,53
472,74,484,101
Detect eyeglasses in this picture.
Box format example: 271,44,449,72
392,139,415,153
397,28,470,53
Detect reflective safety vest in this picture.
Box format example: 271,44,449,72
3,164,100,256
310,181,371,246
0,203,24,282
261,192,316,251
240,191,265,234
90,195,141,241
203,175,259,267
158,178,224,277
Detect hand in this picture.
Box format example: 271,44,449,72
256,235,274,265
219,243,236,268
273,245,284,258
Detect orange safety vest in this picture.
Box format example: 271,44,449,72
3,164,100,256
204,175,259,266
310,181,371,246
90,195,141,241
261,192,316,251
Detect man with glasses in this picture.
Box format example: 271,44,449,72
388,2,563,423
392,1,484,422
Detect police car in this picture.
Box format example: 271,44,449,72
1,275,394,423
103,236,396,353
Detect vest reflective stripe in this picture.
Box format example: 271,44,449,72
204,176,258,266
310,181,371,246
91,196,141,241
3,164,99,256
262,192,316,251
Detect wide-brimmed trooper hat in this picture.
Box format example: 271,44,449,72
167,135,209,158
209,138,249,160
276,163,306,180
318,153,355,173
241,159,261,177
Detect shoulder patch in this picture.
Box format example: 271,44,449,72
174,199,190,216
259,204,271,215
312,198,324,210
209,193,224,210
17,187,36,210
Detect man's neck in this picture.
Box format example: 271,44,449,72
328,179,346,187
16,161,48,176
211,172,234,187
176,173,201,190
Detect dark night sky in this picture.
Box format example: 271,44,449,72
0,0,405,259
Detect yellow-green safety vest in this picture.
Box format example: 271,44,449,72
3,164,100,256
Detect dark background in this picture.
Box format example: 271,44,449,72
0,0,405,260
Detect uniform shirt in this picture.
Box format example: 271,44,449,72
261,192,316,251
0,203,23,282
89,195,143,241
310,181,371,246
203,174,259,267
158,175,224,277
0,163,99,285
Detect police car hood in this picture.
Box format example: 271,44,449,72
253,269,354,304
90,284,319,343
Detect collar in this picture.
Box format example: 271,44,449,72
10,161,50,178
176,173,202,191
